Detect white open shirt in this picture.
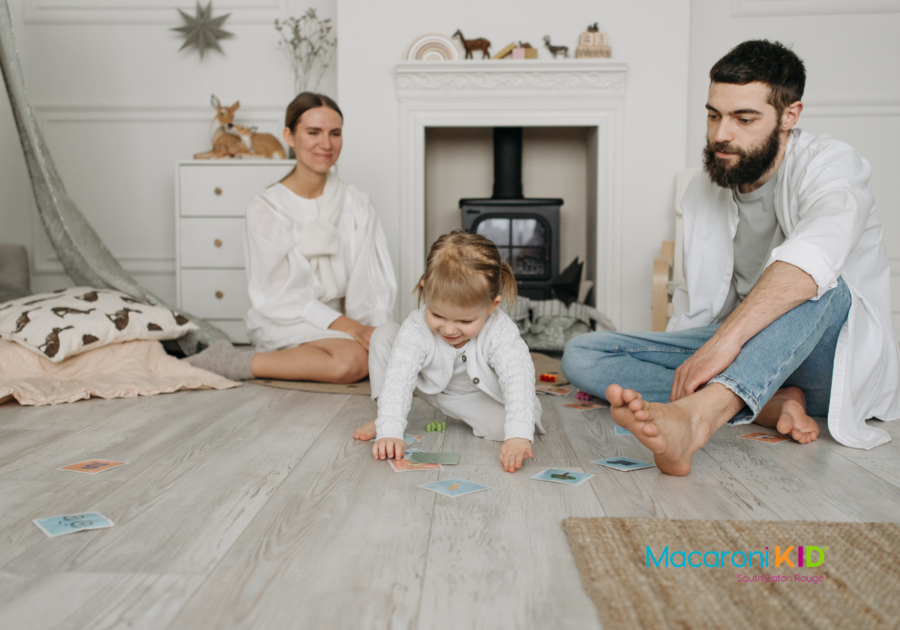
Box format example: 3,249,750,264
671,128,900,449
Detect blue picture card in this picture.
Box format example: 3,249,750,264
531,469,594,486
404,434,422,444
33,512,115,538
420,478,490,498
615,426,633,436
593,457,655,472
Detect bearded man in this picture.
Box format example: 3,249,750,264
562,40,900,475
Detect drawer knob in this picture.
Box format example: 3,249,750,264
214,187,223,196
215,291,224,299
214,239,223,247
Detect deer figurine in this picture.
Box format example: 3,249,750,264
226,123,286,159
543,35,569,59
194,95,250,159
452,30,491,59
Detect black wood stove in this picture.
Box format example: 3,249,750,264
460,127,562,301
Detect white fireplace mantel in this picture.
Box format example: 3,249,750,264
395,59,628,326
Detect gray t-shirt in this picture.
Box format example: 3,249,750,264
732,175,785,301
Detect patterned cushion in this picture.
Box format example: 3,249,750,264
0,287,197,362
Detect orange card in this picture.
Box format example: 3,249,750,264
389,459,443,472
739,432,790,444
59,459,127,474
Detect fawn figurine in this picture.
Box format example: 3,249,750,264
194,95,250,159
227,123,286,159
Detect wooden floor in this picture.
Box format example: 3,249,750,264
1,384,900,629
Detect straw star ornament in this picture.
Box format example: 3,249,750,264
171,1,234,59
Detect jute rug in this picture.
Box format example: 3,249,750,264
562,517,900,630
247,352,568,396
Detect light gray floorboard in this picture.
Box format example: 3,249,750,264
0,383,898,629
169,394,435,630
417,464,604,630
3,386,347,576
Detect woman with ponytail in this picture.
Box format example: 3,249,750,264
186,92,397,383
352,230,545,473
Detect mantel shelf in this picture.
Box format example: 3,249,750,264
395,59,628,99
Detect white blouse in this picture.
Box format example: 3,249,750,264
244,183,397,352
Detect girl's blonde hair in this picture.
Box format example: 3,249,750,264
416,230,517,308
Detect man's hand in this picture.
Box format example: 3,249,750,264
373,437,405,460
500,437,534,473
670,334,741,402
329,316,376,351
669,262,818,402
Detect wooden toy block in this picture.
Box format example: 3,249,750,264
539,373,558,383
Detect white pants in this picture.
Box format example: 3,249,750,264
370,323,515,442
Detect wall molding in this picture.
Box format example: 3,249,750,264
23,0,290,25
732,0,900,16
29,103,284,275
802,98,900,118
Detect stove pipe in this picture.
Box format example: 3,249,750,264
492,127,523,200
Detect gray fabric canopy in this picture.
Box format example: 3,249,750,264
0,0,225,354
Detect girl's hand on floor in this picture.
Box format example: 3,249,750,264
500,437,533,473
373,437,406,460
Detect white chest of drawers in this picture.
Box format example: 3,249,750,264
175,160,294,344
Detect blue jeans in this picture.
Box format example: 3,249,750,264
561,279,852,424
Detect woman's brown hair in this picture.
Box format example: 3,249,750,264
416,230,517,308
284,92,343,132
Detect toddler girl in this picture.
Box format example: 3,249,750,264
352,230,544,473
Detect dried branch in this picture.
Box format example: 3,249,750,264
275,8,337,95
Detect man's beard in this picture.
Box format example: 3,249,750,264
703,123,781,188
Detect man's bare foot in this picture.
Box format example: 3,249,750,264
606,385,698,476
353,419,377,441
606,383,741,476
756,387,820,444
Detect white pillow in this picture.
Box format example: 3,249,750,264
0,287,198,362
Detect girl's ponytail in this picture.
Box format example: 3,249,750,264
498,260,518,307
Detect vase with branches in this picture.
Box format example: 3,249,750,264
275,9,336,95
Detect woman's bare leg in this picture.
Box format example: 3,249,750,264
251,338,368,383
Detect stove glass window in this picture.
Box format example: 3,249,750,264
474,216,549,279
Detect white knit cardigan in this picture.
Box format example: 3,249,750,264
374,306,543,442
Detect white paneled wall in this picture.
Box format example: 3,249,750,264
687,0,900,335
0,0,336,302
2,0,898,332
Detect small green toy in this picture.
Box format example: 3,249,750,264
425,422,447,432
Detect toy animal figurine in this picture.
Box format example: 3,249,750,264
38,326,73,358
193,95,250,160
106,307,141,331
543,35,569,58
453,29,491,59
587,23,599,32
518,41,534,49
227,123,286,159
51,306,95,318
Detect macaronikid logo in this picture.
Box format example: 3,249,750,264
646,545,827,569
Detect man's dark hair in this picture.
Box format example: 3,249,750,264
710,40,805,116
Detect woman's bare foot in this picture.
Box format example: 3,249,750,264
353,419,377,441
755,387,820,444
606,383,742,476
